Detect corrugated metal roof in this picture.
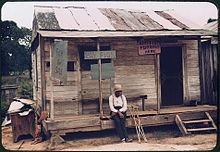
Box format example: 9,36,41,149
33,6,203,31
202,21,218,33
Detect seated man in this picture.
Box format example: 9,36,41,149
109,84,132,142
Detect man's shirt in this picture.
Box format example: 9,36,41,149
109,94,127,113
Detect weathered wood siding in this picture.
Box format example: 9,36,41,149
44,40,82,116
35,37,202,116
73,38,157,114
200,40,217,104
31,51,36,101
32,44,43,108
111,39,157,112
178,39,200,103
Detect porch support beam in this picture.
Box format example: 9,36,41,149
97,38,104,118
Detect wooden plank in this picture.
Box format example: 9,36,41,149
45,85,78,92
38,30,218,38
54,114,99,121
183,119,210,124
175,115,189,135
182,44,189,103
49,40,54,120
115,65,154,75
160,105,216,114
156,54,161,113
114,57,154,66
46,116,100,131
46,90,78,96
50,126,102,135
97,39,103,117
45,66,78,80
187,127,216,132
205,112,217,130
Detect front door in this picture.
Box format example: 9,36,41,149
160,46,183,106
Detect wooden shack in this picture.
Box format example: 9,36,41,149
31,6,217,138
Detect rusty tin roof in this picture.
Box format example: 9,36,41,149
202,21,218,33
33,6,202,31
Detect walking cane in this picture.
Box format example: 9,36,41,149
128,106,141,143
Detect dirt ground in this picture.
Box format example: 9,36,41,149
1,125,217,151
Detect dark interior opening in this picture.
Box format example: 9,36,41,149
160,46,183,106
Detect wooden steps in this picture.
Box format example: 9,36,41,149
175,112,217,136
183,119,211,124
187,127,216,132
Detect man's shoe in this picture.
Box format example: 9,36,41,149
121,138,126,143
125,138,133,142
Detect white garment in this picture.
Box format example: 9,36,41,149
109,94,127,113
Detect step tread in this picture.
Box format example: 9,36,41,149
187,127,216,132
183,119,211,124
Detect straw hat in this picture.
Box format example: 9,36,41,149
114,84,122,92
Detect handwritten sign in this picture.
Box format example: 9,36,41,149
52,40,68,84
138,39,161,55
84,50,116,59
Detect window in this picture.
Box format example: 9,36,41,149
78,45,111,71
45,61,50,72
67,61,75,71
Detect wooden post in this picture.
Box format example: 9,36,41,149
97,39,103,117
157,54,161,114
50,42,54,120
154,54,161,114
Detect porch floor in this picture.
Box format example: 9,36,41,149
42,105,217,135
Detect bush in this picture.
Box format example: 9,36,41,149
1,73,33,120
17,80,33,99
1,102,10,120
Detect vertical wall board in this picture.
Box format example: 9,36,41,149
31,52,37,101
36,44,42,108
178,40,200,102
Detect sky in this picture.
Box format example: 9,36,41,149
1,1,218,29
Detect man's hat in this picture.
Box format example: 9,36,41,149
114,84,122,92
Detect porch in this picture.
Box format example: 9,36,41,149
42,105,217,136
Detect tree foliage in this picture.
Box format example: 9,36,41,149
1,21,32,76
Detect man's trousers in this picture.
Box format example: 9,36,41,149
112,112,128,140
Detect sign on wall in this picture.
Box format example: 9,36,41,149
52,40,68,84
84,50,116,59
91,63,115,80
138,39,161,55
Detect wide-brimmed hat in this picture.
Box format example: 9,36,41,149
114,84,122,92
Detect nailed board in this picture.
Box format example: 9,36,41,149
91,63,115,80
52,40,68,84
84,50,116,59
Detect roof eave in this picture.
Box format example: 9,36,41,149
36,29,218,39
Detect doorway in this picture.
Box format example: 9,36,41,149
160,46,183,106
